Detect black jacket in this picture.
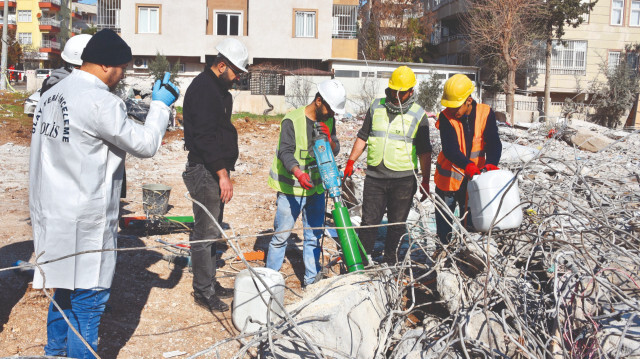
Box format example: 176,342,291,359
438,100,501,169
183,67,238,175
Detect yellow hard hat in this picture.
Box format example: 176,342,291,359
388,66,417,91
441,74,475,108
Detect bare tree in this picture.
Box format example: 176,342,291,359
465,0,542,121
286,75,314,109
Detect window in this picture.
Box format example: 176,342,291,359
377,71,393,78
531,40,587,75
295,10,316,38
216,12,242,36
609,51,621,69
332,5,357,39
18,10,31,23
611,0,624,25
361,71,375,77
137,6,160,34
334,70,359,78
631,0,640,26
18,32,31,45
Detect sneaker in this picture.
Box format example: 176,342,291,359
214,282,234,299
193,292,229,312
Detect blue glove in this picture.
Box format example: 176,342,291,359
152,72,180,106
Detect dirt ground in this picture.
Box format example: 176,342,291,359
0,94,350,358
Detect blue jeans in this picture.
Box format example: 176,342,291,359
266,192,325,286
45,288,110,358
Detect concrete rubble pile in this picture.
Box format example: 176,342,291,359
195,117,639,359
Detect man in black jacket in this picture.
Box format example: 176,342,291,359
182,38,249,313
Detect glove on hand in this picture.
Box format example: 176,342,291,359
293,168,314,190
419,179,430,202
343,159,355,182
152,72,180,106
465,162,481,179
317,122,332,144
484,164,500,171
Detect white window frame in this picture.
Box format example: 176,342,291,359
295,10,316,38
18,32,32,45
609,51,621,69
611,0,624,25
18,10,31,23
214,11,243,36
137,6,160,34
631,0,640,26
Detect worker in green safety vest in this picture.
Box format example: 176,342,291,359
266,79,347,286
344,66,433,264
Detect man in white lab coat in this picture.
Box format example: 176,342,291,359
29,29,179,358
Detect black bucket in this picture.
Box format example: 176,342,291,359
142,184,172,216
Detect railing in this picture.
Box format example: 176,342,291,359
440,34,469,43
40,0,62,6
483,98,596,116
332,5,357,39
39,17,61,27
72,26,82,34
41,39,61,50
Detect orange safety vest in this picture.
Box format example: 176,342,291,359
434,103,490,192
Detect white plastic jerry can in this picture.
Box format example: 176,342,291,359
467,169,523,232
232,267,285,333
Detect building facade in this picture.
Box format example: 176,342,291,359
11,0,96,69
428,0,640,125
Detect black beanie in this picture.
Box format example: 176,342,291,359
81,29,132,66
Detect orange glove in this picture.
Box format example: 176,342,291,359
465,163,481,178
317,122,332,144
343,159,355,182
484,164,499,171
293,168,313,190
419,179,430,202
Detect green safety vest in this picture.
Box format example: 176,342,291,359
366,98,425,171
268,106,334,196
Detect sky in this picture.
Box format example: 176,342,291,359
79,0,97,4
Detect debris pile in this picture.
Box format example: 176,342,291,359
196,118,640,358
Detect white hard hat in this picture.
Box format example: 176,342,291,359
317,79,346,115
215,38,249,73
61,34,92,66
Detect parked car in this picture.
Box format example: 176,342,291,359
35,69,53,79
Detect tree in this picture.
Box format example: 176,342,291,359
416,74,443,113
590,44,640,128
0,30,22,65
81,26,98,35
148,52,181,83
358,0,435,62
465,0,542,121
541,0,597,117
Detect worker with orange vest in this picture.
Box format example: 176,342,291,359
434,74,502,244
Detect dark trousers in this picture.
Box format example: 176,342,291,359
182,162,224,298
359,175,417,263
434,184,468,244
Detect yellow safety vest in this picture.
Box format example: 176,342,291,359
268,106,334,196
366,98,425,171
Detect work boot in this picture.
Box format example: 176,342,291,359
214,282,234,299
193,292,229,312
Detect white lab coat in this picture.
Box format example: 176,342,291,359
29,69,170,290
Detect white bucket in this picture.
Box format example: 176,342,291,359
467,170,523,232
232,267,285,333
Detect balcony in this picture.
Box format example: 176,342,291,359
40,39,61,54
0,1,17,7
39,0,61,11
39,17,61,32
0,16,16,30
72,26,82,34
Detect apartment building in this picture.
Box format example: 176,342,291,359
428,0,640,125
98,0,359,111
10,0,96,69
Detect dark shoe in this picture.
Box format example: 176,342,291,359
214,282,234,299
193,293,229,312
